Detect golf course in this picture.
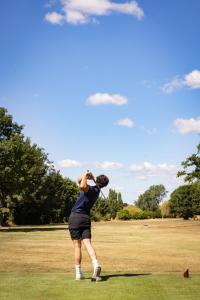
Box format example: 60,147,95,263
1,0,200,299
0,219,200,300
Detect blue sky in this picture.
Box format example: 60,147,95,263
1,0,200,203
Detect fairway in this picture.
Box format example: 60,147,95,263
0,219,200,300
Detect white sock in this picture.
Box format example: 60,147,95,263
92,259,100,270
75,264,81,275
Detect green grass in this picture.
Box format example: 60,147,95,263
0,272,200,300
0,219,200,299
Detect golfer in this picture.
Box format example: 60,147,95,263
68,171,109,281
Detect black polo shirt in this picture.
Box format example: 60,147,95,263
71,185,100,216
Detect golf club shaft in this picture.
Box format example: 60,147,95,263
93,178,106,199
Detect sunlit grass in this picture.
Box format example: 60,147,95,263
0,219,200,299
0,272,200,300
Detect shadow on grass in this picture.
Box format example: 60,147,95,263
100,273,152,281
0,226,68,232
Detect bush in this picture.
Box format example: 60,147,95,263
152,208,162,218
131,210,152,219
91,212,102,222
133,211,144,219
116,205,162,220
117,209,132,220
0,207,12,226
102,214,111,221
132,210,152,219
125,205,142,215
160,200,172,218
142,211,153,219
117,207,154,220
170,184,197,219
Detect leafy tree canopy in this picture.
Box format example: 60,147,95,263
0,107,23,141
0,107,79,225
135,184,167,212
177,143,200,183
170,183,200,220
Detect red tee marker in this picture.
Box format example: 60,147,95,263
183,269,189,278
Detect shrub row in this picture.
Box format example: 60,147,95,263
117,208,161,220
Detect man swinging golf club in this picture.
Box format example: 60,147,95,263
68,171,109,281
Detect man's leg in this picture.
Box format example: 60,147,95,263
73,239,82,265
82,238,101,281
73,239,84,280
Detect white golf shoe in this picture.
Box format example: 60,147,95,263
91,266,102,282
76,272,85,280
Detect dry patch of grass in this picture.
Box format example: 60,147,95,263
0,219,200,274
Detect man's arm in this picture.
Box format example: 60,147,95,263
77,172,93,192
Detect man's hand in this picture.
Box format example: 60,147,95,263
77,172,91,192
85,171,94,180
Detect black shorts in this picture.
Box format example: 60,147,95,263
68,212,91,240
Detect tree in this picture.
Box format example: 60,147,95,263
91,188,124,220
0,133,51,225
23,172,79,224
0,107,23,141
107,189,123,219
135,185,167,212
0,107,25,223
0,107,79,225
173,144,200,220
160,200,171,218
117,192,123,211
170,184,196,219
177,143,200,183
91,196,110,220
192,182,200,216
0,107,49,223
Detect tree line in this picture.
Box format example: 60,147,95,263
0,107,200,225
0,107,81,225
170,144,200,219
0,107,123,225
118,143,200,220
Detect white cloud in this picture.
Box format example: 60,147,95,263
162,77,184,94
185,70,200,89
57,159,84,168
135,175,147,180
109,184,125,191
86,93,128,106
95,161,124,170
45,0,144,25
140,126,157,135
115,118,134,128
174,117,200,134
45,11,64,24
162,70,200,93
130,161,154,172
130,161,177,177
157,163,178,172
